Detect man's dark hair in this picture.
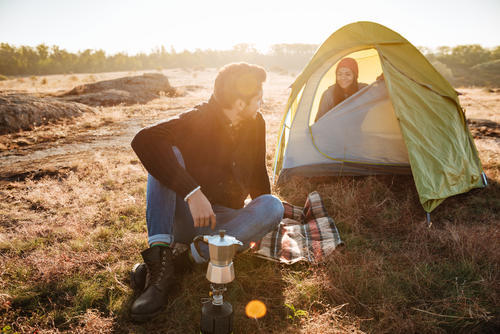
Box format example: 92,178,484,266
213,63,266,108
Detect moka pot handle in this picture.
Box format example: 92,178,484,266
192,235,208,261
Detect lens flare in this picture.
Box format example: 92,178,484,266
245,300,267,319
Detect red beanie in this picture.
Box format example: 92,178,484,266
336,57,359,79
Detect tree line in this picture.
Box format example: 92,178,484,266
421,45,500,87
1,42,499,87
0,43,316,76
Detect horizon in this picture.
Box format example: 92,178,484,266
1,41,499,57
1,0,499,55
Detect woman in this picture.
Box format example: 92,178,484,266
315,57,368,122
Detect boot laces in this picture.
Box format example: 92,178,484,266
148,249,172,285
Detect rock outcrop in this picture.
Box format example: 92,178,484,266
468,118,500,139
0,93,93,134
59,73,176,106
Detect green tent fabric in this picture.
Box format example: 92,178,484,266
273,21,485,212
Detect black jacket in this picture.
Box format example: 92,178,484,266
131,96,270,209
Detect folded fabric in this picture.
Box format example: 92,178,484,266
251,191,344,264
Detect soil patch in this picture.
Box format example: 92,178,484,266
0,93,93,135
59,72,176,106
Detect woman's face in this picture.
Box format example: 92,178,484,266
336,67,355,90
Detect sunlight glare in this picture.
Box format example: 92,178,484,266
245,300,267,319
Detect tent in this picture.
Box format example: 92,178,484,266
273,21,487,213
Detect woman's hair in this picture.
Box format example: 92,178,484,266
336,57,359,79
213,63,266,108
333,57,360,106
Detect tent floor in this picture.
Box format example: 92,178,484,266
278,162,412,183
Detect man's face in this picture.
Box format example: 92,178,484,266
241,89,263,120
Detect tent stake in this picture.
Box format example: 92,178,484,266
426,212,432,228
481,172,488,187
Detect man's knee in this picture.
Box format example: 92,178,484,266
256,194,284,223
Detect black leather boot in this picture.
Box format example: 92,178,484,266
130,262,147,292
130,246,175,322
129,248,193,292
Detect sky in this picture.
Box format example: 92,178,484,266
0,0,499,55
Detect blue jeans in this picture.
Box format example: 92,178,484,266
145,147,284,262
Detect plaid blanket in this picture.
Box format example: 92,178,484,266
251,191,344,264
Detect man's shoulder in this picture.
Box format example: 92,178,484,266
180,103,207,118
140,104,206,132
160,103,208,123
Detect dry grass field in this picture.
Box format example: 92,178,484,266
0,69,499,333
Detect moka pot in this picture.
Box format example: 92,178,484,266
193,230,243,284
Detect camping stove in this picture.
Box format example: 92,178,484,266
194,230,242,334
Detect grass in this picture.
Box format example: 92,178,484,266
0,70,499,333
276,174,499,333
2,158,496,333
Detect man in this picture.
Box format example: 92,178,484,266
129,63,284,321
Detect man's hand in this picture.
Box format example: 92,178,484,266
187,189,216,229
